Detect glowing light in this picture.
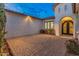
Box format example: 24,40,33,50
61,17,73,23
25,16,33,22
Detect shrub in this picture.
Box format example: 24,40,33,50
66,39,79,55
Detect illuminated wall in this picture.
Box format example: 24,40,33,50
5,11,43,38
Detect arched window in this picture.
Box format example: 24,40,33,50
58,6,62,13
64,5,67,11
58,7,61,12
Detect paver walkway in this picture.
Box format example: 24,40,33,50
6,34,73,56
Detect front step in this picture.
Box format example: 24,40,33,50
60,35,75,40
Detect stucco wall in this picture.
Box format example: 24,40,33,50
5,11,43,38
75,17,79,32
54,3,74,36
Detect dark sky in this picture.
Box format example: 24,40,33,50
5,3,55,19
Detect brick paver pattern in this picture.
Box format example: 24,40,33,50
6,34,73,56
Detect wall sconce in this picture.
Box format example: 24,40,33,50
25,16,33,22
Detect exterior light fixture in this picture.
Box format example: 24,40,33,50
25,16,33,22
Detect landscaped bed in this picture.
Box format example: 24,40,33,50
66,39,79,55
0,39,11,56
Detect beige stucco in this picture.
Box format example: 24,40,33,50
5,11,43,38
54,3,76,38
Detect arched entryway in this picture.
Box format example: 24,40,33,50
61,17,73,35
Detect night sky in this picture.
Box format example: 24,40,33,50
5,3,55,19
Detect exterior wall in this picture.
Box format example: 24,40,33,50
5,11,43,38
76,18,79,31
54,3,75,37
75,15,79,38
72,4,79,38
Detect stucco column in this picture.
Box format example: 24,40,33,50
54,23,60,36
73,18,76,38
73,15,79,38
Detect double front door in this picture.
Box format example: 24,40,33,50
62,21,73,35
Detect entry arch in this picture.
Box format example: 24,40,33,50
60,16,74,35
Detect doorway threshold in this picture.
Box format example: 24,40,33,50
60,35,74,40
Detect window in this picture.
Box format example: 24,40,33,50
48,22,50,29
44,21,54,29
65,5,67,11
58,6,62,13
51,22,54,29
58,7,61,12
45,22,48,29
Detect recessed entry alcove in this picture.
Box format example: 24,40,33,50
60,17,74,35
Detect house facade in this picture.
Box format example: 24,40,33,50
54,3,79,38
5,3,79,38
5,10,54,38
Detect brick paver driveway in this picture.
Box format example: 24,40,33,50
6,34,73,56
